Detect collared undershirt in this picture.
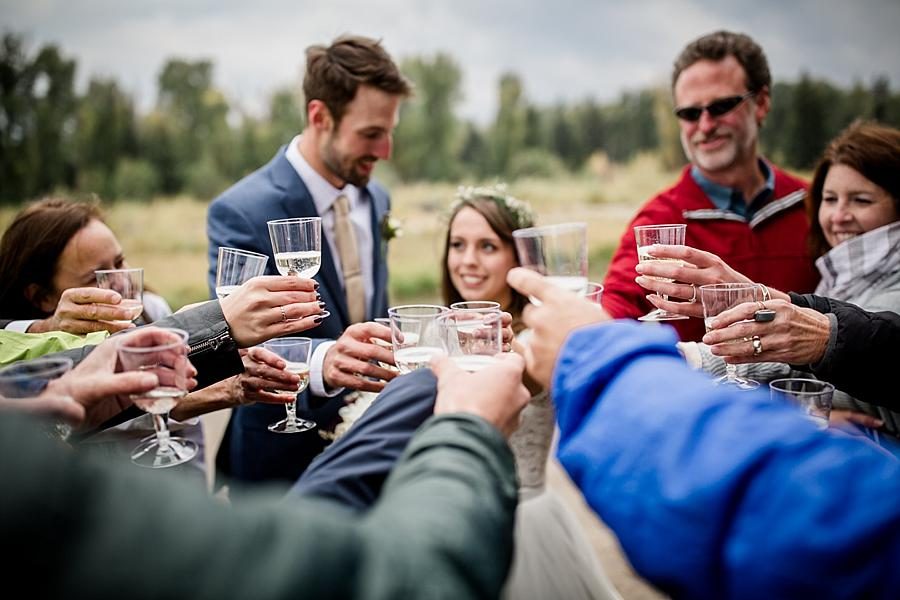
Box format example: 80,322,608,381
691,159,775,221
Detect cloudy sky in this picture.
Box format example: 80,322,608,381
3,0,899,124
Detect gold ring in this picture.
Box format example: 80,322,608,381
280,306,288,322
688,284,697,304
757,300,766,311
751,335,763,356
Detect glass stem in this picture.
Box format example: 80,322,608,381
152,413,171,453
726,363,737,382
284,400,297,427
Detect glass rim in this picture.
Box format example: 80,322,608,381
388,304,449,316
698,283,760,291
449,300,501,311
0,356,74,381
94,267,144,275
769,378,835,395
512,222,587,238
117,328,189,353
633,223,686,232
267,217,322,226
262,336,312,347
218,247,269,260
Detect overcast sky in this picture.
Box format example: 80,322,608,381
3,0,899,124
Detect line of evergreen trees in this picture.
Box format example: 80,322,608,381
2,31,899,205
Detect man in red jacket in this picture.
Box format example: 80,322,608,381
602,30,819,341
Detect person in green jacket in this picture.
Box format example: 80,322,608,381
0,327,530,599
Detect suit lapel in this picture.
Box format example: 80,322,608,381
366,184,390,319
271,151,350,327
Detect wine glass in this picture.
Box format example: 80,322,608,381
267,217,322,279
512,222,589,302
585,282,604,304
388,305,448,374
770,378,835,430
437,309,503,372
95,267,144,324
371,317,398,373
699,283,763,390
117,327,196,468
262,337,314,434
634,224,689,321
449,300,502,312
0,356,75,440
215,247,269,299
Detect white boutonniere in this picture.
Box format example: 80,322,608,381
380,212,403,243
318,390,378,443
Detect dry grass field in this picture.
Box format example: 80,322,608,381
0,151,677,309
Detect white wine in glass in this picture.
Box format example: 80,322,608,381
262,337,315,434
274,250,321,278
634,224,690,321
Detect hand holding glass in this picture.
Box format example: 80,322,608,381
95,267,144,324
117,327,196,468
215,247,268,299
0,356,75,440
634,224,689,321
262,337,314,434
699,283,762,390
388,305,448,374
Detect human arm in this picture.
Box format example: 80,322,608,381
791,293,900,409
635,244,790,319
3,395,519,599
169,347,300,421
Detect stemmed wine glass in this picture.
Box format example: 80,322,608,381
215,247,269,299
388,305,448,374
699,283,763,390
95,267,144,325
512,223,589,301
267,217,322,279
117,327,196,468
262,337,314,434
634,224,689,321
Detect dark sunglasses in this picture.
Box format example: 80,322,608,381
673,91,756,122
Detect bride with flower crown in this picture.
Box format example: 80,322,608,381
440,185,621,600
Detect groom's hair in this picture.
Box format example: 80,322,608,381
303,34,412,125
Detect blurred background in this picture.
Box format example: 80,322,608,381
2,0,899,309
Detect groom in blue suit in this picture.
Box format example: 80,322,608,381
207,35,413,487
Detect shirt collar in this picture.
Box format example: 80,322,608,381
284,134,361,213
691,159,774,218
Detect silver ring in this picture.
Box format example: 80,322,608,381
751,335,763,356
688,284,697,304
280,305,288,322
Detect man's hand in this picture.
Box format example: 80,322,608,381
28,287,136,334
219,276,323,347
323,322,397,393
507,267,609,388
431,353,530,438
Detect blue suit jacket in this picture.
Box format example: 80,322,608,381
207,144,391,486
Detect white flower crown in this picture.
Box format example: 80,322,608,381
449,183,535,230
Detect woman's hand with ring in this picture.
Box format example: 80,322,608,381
702,299,831,365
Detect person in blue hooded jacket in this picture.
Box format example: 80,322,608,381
507,266,900,600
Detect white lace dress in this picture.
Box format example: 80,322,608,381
502,332,622,599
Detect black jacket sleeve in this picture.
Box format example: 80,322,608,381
790,293,900,409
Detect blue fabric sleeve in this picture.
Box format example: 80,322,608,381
553,321,900,600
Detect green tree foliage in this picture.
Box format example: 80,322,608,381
490,73,527,175
784,73,831,170
392,53,463,181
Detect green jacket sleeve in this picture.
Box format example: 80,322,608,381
0,329,109,366
1,412,517,600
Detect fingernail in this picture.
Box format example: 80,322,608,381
313,281,319,290
314,315,325,323
315,292,322,301
318,301,326,309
